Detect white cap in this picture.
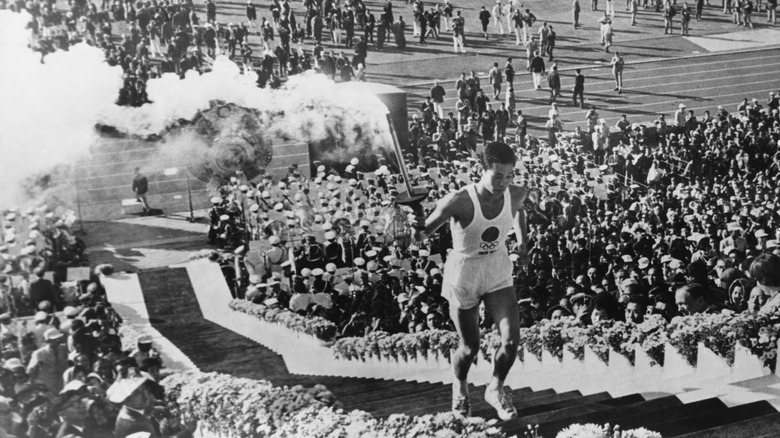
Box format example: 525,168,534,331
325,231,336,240
269,236,281,245
312,268,324,276
326,263,337,272
350,158,359,165
419,249,430,257
354,257,366,266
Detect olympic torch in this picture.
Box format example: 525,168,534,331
385,114,428,222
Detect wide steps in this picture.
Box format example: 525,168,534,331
388,388,564,419
605,397,727,432
675,412,780,438
532,395,682,436
658,400,777,437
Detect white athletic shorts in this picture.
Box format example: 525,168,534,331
441,250,514,309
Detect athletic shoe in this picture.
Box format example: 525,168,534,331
484,386,518,421
452,391,471,417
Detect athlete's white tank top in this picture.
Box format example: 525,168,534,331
450,184,513,257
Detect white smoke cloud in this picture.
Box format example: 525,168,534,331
0,10,124,205
0,9,393,208
104,58,394,163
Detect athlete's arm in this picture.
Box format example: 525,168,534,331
413,191,463,241
510,184,529,265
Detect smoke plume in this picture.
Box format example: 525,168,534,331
1,9,393,210
0,10,124,205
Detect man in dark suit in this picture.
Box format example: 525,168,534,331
132,167,151,214
572,68,585,108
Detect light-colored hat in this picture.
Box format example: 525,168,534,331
325,231,336,240
269,236,281,245
44,328,64,341
107,376,150,404
419,249,430,257
621,255,633,263
326,263,337,272
354,257,366,267
34,311,48,322
312,268,324,276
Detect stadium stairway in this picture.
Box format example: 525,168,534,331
121,265,780,437
70,138,212,222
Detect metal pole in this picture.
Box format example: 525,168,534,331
186,173,194,222
386,113,416,197
75,175,85,234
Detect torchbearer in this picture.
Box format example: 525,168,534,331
411,142,529,419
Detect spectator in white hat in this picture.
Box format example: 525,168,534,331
27,328,68,392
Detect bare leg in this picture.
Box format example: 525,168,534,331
449,303,480,416
482,287,520,420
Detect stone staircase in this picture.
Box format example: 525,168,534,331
69,137,211,222
122,265,780,437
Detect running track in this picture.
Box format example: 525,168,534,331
400,47,780,136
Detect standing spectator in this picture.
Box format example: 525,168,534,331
547,25,556,61
240,41,252,73
538,22,549,56
675,103,687,126
573,68,585,108
505,87,516,115
631,0,639,25
743,0,754,26
27,329,67,393
664,3,677,34
573,0,581,27
431,79,446,118
548,65,561,103
529,50,546,90
505,57,515,88
479,6,491,39
246,1,257,27
610,51,624,93
681,3,691,34
489,62,503,99
132,167,151,214
546,113,563,147
206,0,217,24
515,110,527,147
522,9,536,43
495,103,509,140
512,8,524,44
524,36,538,69
442,0,454,30
696,0,704,20
769,0,777,24
599,13,613,52
606,0,615,17
452,10,466,53
226,23,238,58
492,0,505,34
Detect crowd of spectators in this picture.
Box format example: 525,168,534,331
0,208,192,437
211,87,780,339
0,264,194,437
1,208,88,318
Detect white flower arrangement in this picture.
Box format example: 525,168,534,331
556,423,662,438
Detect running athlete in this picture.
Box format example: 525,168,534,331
414,142,529,419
